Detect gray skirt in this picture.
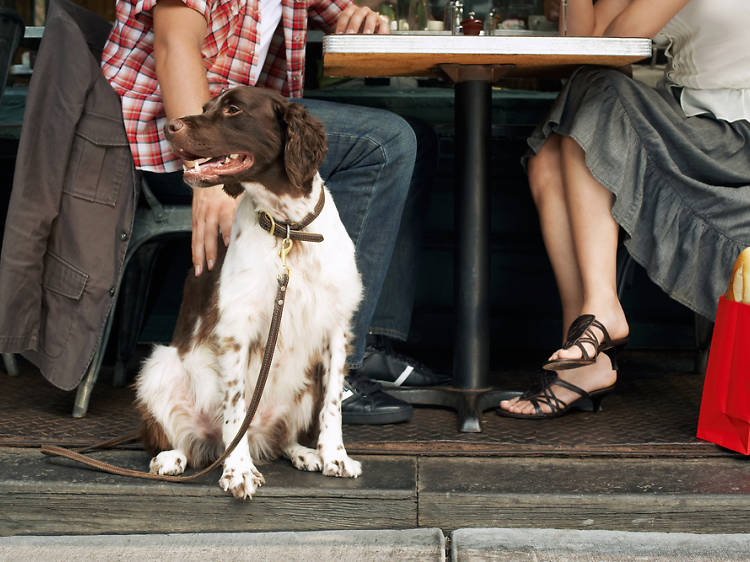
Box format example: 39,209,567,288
526,66,750,321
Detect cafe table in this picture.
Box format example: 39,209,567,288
323,33,652,432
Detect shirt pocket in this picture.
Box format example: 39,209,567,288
63,112,131,207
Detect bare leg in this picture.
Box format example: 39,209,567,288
525,134,584,334
500,135,625,416
549,136,629,362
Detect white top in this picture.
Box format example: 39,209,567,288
248,0,283,84
655,0,750,122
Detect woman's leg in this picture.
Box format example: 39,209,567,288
500,135,626,415
549,135,629,362
525,134,584,335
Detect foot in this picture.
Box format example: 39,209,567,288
149,450,187,476
499,353,617,416
219,462,265,500
547,303,629,365
341,371,413,424
360,335,451,387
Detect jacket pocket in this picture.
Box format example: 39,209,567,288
40,252,88,358
63,112,131,207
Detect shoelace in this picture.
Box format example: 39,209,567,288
364,345,437,377
345,372,383,396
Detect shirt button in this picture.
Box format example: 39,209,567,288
120,231,128,241
109,286,115,296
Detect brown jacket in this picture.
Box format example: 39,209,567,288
0,0,138,390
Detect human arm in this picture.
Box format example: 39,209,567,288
152,0,240,275
564,0,689,38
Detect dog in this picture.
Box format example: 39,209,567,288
135,86,363,499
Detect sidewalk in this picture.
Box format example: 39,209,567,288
2,528,750,560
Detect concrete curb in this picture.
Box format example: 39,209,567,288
0,528,445,561
451,528,750,561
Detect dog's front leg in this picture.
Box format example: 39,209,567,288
217,351,265,499
318,329,362,478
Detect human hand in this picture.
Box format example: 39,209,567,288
191,184,241,276
335,4,390,34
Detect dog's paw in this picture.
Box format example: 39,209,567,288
219,465,265,500
149,450,187,476
322,453,362,478
289,449,323,472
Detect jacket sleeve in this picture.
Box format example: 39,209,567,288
0,9,93,351
307,0,353,33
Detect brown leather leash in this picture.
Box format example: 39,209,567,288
41,273,289,482
41,193,326,482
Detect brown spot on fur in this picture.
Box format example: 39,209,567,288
231,392,241,406
295,359,325,448
171,241,227,356
166,87,326,198
137,403,171,455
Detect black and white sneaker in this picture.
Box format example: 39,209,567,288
341,372,413,425
359,336,452,388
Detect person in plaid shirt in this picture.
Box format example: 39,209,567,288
101,0,438,424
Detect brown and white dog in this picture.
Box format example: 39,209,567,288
135,86,363,499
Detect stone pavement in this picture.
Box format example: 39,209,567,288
2,528,750,560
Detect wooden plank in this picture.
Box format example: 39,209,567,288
0,449,417,535
323,35,652,78
324,52,641,78
418,457,750,533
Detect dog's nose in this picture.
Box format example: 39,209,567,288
166,119,185,135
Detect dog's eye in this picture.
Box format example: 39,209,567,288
224,105,242,116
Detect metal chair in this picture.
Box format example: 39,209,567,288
0,8,24,379
71,178,192,417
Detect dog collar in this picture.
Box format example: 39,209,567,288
257,187,325,243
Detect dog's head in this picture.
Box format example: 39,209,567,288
165,86,327,197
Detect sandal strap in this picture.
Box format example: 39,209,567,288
562,315,614,360
525,373,590,415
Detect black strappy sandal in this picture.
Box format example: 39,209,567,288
543,314,628,371
496,369,616,420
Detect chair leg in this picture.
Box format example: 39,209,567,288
616,248,636,301
73,349,101,418
113,241,162,388
2,353,19,376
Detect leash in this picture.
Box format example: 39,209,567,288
41,189,326,483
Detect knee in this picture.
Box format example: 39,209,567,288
384,113,418,166
527,139,563,207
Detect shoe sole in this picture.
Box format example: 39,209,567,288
342,406,414,425
371,379,451,389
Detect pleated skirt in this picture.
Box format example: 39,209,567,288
526,66,750,321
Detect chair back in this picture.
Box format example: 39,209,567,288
0,9,24,95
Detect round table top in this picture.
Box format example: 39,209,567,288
323,34,653,78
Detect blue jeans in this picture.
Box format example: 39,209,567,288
298,98,420,368
366,116,437,343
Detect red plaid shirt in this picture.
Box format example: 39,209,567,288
101,0,350,172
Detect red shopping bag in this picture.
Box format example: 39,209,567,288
696,296,750,454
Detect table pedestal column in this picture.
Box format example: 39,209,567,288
387,65,518,432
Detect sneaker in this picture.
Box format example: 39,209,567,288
341,372,413,425
359,336,452,388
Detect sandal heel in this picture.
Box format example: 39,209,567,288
603,342,627,371
590,395,605,413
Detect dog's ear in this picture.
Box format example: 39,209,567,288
282,102,327,195
222,183,244,198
